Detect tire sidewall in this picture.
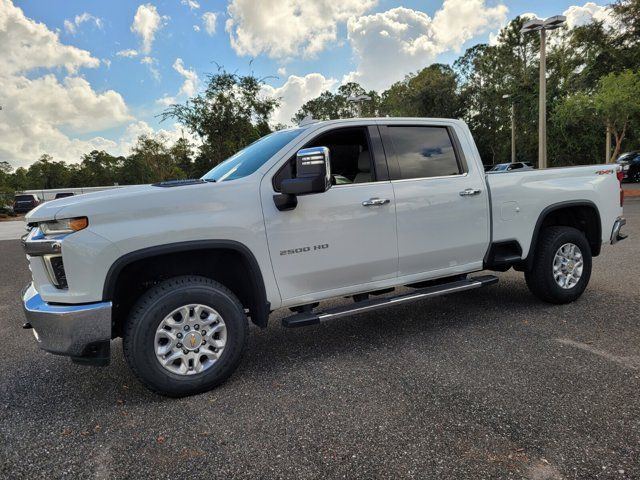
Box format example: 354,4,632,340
540,229,592,302
125,279,247,396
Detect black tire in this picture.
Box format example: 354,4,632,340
123,276,248,397
525,226,592,304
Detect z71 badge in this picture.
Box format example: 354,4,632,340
280,244,329,256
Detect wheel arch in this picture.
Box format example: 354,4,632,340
525,200,601,270
103,240,270,330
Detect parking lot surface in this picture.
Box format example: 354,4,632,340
0,220,25,241
1,201,638,479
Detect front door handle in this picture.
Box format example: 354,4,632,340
362,197,390,207
459,188,481,197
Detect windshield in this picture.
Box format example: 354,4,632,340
491,164,508,171
201,128,306,182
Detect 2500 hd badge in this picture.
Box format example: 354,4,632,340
280,243,329,256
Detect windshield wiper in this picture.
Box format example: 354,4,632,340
203,178,216,183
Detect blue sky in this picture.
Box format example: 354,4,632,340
2,0,611,167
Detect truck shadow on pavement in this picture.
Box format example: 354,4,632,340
9,276,544,408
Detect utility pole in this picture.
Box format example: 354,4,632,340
522,15,566,169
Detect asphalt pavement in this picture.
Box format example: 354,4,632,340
1,200,639,479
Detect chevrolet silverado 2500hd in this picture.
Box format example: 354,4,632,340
21,118,627,396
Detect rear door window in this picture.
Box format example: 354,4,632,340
385,126,462,180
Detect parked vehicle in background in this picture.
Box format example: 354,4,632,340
489,162,534,172
21,117,626,397
54,192,74,199
616,151,640,183
13,194,40,214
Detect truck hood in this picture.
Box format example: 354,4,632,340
25,184,186,223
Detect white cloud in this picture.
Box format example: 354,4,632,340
261,73,337,126
116,48,138,58
64,12,103,34
431,0,507,51
131,3,166,54
563,2,615,29
202,12,217,35
193,24,200,32
0,0,134,167
173,58,198,96
181,0,200,11
225,0,376,58
154,58,198,106
277,67,287,77
344,1,507,91
141,56,160,81
0,0,99,75
156,95,177,106
0,74,133,167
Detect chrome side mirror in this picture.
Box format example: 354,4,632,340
280,147,331,195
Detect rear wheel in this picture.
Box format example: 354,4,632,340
123,276,248,397
525,226,592,304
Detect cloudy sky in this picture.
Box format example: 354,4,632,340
1,0,612,168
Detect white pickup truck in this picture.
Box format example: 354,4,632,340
21,118,627,396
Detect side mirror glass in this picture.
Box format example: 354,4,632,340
280,147,331,196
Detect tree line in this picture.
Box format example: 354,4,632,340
1,0,639,204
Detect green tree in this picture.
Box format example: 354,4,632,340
126,134,185,183
170,137,195,178
292,82,379,123
161,69,279,172
553,70,640,162
596,70,640,160
25,154,71,189
380,64,461,118
77,150,122,186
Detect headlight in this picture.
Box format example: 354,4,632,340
39,217,88,236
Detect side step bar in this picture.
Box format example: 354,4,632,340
282,275,498,328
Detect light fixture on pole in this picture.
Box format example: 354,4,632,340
502,94,516,163
347,95,371,118
521,15,566,169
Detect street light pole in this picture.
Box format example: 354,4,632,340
347,95,372,118
521,15,566,169
539,27,546,169
511,102,516,163
502,94,516,163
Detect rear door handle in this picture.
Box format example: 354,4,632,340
362,197,390,207
459,188,481,197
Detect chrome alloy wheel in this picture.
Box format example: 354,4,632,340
154,304,227,375
553,243,584,290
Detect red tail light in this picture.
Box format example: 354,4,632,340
617,169,624,207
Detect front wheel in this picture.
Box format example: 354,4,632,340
123,276,248,397
525,226,592,304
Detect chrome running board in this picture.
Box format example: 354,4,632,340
282,275,498,328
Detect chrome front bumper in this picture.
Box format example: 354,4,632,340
22,283,112,364
610,217,627,245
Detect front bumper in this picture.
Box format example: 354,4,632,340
22,283,112,365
